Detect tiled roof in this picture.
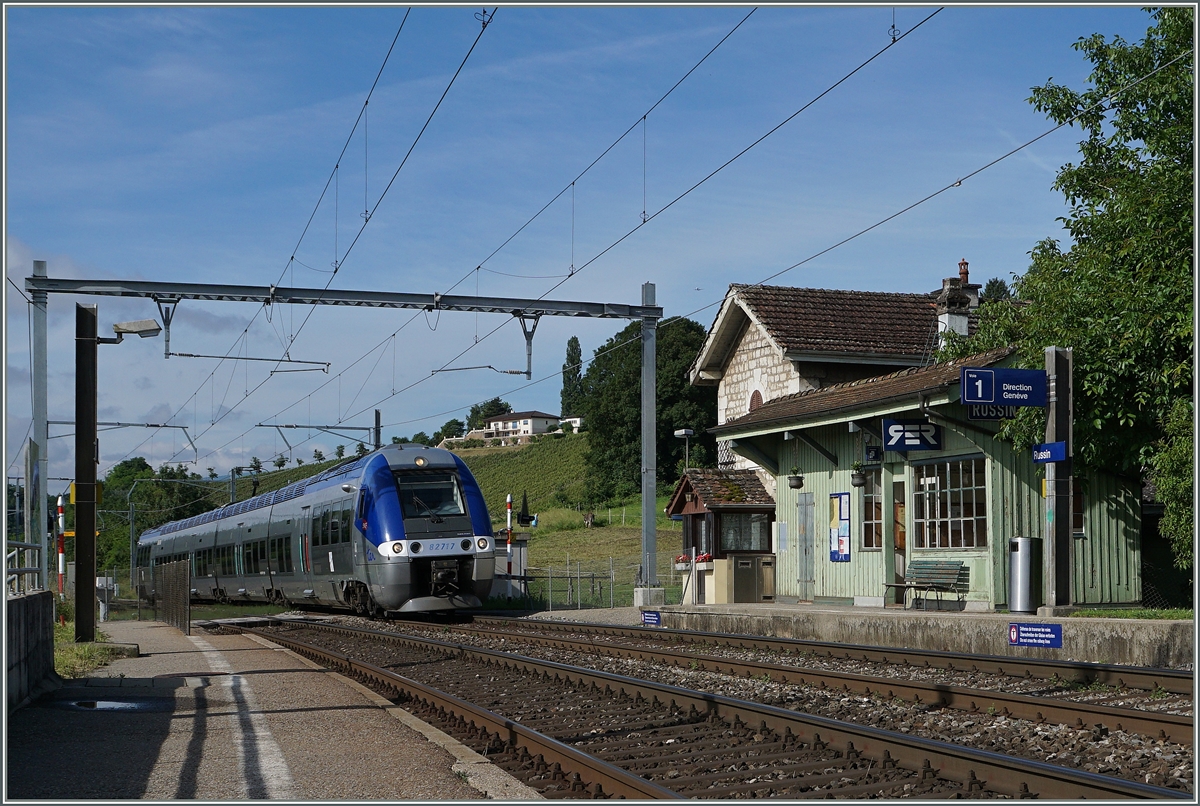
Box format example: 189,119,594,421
681,468,774,507
732,284,940,357
710,346,1015,435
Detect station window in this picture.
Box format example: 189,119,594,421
862,470,883,549
912,456,987,549
719,512,771,552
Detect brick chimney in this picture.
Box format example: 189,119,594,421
936,277,970,345
957,258,981,308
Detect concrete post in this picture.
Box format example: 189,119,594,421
636,282,662,605
32,260,49,589
1043,346,1073,609
75,304,98,643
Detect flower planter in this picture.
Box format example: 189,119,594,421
787,475,804,489
851,472,867,488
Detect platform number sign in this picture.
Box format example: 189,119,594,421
960,367,1048,407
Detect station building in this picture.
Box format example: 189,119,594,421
668,268,1144,611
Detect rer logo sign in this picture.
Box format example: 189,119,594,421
883,419,942,451
961,368,1048,408
1008,623,1063,648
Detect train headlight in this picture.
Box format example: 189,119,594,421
410,542,421,553
476,537,489,550
460,539,472,551
392,542,404,554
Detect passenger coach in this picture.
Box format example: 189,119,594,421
136,444,496,614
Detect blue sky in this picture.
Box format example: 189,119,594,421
5,5,1156,486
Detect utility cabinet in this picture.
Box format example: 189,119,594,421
732,554,775,603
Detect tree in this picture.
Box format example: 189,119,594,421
312,448,325,463
295,457,305,466
439,418,466,440
273,455,287,470
579,316,717,503
1153,399,1193,569
355,442,369,457
390,435,410,444
207,467,217,480
561,335,584,416
249,456,263,473
411,431,431,446
335,444,345,459
467,397,512,431
99,459,212,572
942,8,1193,566
979,277,1011,303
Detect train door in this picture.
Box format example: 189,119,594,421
795,493,815,602
328,499,354,583
297,505,312,586
891,481,907,605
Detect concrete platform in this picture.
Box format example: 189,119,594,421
6,619,541,800
652,603,1193,669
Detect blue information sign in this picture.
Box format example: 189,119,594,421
1032,441,1068,464
1008,623,1063,648
641,611,661,627
961,368,1048,407
883,419,942,451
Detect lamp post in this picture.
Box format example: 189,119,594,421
75,307,161,643
673,428,694,471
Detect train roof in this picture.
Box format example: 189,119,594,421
138,445,463,542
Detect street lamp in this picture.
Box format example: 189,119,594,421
75,306,160,643
674,428,694,470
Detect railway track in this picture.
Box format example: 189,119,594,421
236,620,1188,799
477,616,1193,693
440,619,1191,744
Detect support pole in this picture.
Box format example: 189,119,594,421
33,260,49,590
75,304,98,643
638,282,661,601
374,409,382,450
1043,346,1073,610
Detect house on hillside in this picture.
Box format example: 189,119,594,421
688,260,982,490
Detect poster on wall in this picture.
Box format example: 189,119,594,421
829,492,850,562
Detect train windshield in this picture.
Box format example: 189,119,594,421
393,472,466,519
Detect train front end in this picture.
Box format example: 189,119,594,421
359,444,495,612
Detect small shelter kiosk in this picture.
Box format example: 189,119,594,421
666,469,776,604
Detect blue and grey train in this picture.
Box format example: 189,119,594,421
135,444,495,614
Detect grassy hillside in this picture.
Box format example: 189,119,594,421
455,433,588,522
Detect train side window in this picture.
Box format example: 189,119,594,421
341,504,353,542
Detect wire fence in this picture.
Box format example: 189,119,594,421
510,553,688,610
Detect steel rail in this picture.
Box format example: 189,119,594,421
477,615,1193,693
242,627,680,799
253,620,1189,800
446,623,1193,744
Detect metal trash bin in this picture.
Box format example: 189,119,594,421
732,554,776,603
1008,537,1042,614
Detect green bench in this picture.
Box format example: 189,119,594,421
883,559,970,610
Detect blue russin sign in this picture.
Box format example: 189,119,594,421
1032,441,1068,464
961,368,1048,408
1008,623,1063,648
